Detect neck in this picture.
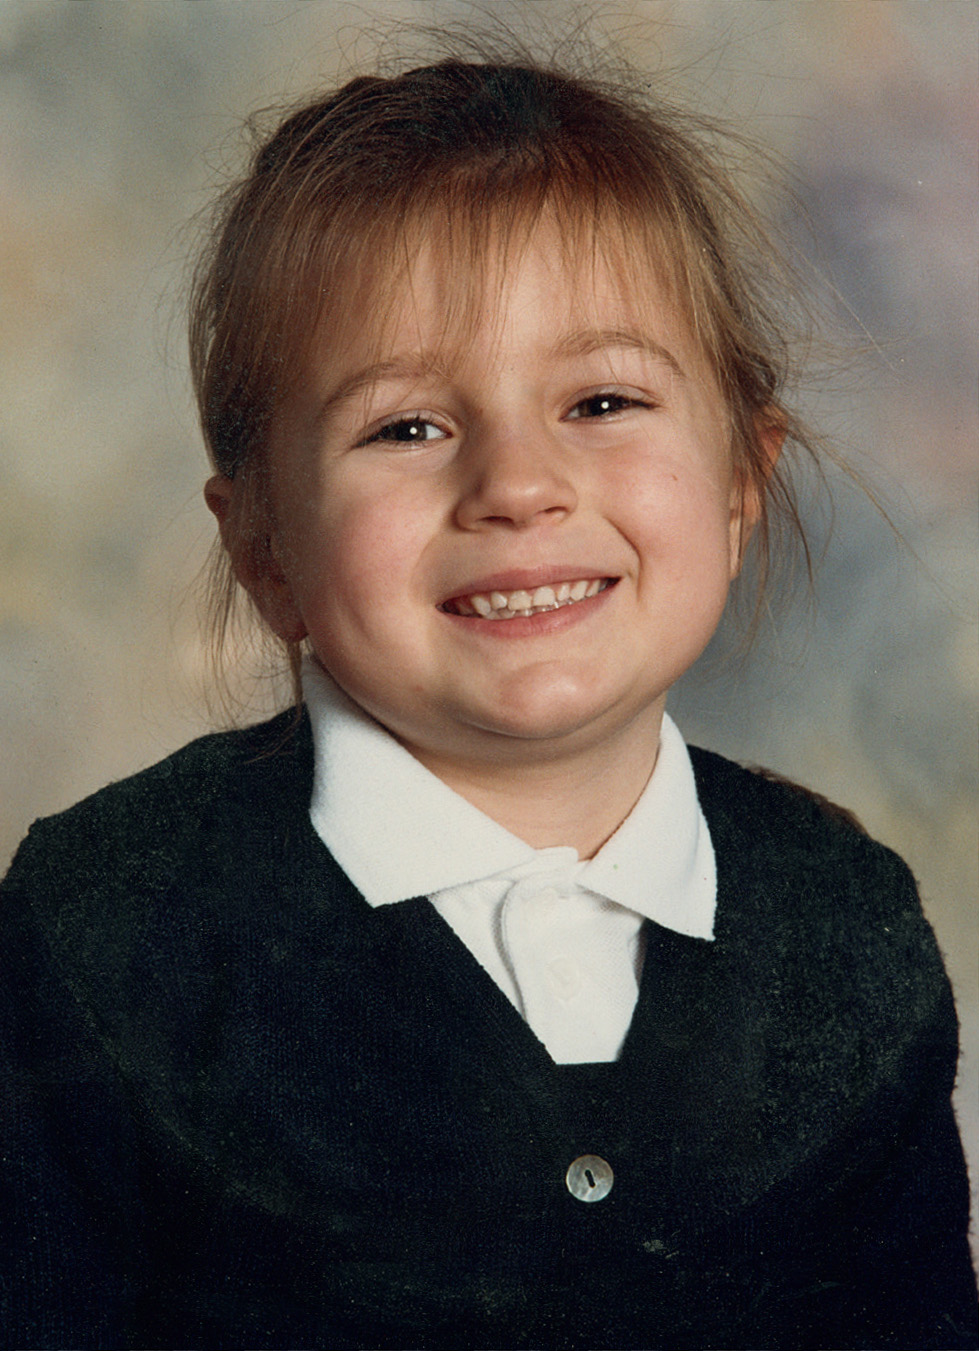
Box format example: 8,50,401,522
402,709,663,859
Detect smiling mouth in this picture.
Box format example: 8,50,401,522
440,577,615,620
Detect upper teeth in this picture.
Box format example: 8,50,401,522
446,578,608,619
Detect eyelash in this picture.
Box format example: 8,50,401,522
359,390,653,446
566,391,652,420
361,416,448,446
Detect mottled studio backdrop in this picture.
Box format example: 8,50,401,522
1,1,976,1251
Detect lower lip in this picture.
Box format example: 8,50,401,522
439,581,618,638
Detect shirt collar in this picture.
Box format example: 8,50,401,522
304,659,715,940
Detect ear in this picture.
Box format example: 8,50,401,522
728,409,785,578
204,475,308,642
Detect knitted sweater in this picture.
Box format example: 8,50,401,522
1,711,975,1349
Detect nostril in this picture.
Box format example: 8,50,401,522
481,504,570,529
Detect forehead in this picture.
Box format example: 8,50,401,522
313,205,701,381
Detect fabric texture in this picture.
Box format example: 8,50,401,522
1,709,976,1350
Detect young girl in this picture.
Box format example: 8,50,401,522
1,52,975,1351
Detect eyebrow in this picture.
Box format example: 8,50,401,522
554,328,686,378
313,328,685,430
313,356,444,431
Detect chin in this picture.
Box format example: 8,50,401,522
466,692,643,755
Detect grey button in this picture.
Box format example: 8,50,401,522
566,1154,613,1202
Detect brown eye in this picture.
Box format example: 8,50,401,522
368,417,445,444
567,393,644,420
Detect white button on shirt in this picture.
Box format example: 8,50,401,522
303,659,716,1065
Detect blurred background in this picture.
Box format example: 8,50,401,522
1,0,976,1258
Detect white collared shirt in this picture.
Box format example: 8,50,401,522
304,660,715,1064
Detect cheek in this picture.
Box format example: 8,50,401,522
291,485,430,627
621,461,735,580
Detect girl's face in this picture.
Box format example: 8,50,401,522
220,225,764,778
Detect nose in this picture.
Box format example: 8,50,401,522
453,424,578,531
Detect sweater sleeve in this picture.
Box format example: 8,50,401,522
687,750,978,1349
783,959,978,1349
847,1049,977,1348
779,844,977,1349
0,823,147,1350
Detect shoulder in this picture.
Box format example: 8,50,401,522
688,745,953,1054
687,743,925,932
689,742,903,886
688,743,940,977
0,708,327,1060
17,706,307,838
2,708,313,925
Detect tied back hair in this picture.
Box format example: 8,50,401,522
190,34,836,714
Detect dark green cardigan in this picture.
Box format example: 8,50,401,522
1,712,975,1349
